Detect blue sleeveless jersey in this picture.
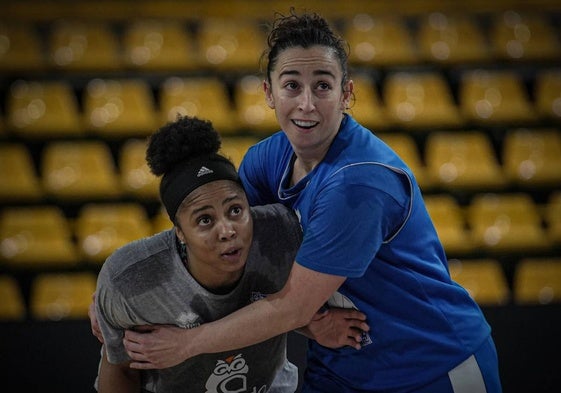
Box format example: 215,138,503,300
239,115,491,391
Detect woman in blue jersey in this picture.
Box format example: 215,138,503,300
123,11,502,393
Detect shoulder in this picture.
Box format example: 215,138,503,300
251,204,302,242
100,229,175,278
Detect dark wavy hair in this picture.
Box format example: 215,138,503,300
261,9,350,89
146,115,223,176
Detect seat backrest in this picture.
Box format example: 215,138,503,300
425,131,506,190
234,75,278,134
122,19,199,71
0,22,45,72
29,272,97,320
416,12,490,64
383,71,462,128
160,76,238,134
514,258,561,305
344,13,417,66
459,70,536,125
75,203,151,264
83,78,158,138
0,205,78,268
197,18,265,71
502,128,561,186
41,140,122,200
119,138,160,200
48,20,121,71
0,143,43,202
6,80,83,138
490,11,561,61
0,275,26,320
448,258,510,305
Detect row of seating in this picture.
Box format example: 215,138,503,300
1,69,560,140
1,10,560,73
2,256,560,322
0,191,559,270
2,128,559,203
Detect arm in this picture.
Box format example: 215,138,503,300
124,263,352,369
98,347,140,393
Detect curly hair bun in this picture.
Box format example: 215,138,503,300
146,116,222,176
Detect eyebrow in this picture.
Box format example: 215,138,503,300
190,195,241,216
279,69,336,79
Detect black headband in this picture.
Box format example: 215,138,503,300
160,154,241,220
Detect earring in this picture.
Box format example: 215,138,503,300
178,240,187,260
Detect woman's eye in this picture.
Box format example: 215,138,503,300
317,82,331,90
230,206,242,216
198,216,212,226
285,81,298,90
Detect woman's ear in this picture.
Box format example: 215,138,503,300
264,80,275,109
175,226,185,244
342,79,354,110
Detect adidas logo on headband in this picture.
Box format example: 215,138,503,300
197,166,214,177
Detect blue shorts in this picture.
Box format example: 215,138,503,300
301,336,502,393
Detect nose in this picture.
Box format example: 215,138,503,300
218,220,236,241
298,88,315,112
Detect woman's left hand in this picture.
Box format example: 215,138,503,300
123,325,194,369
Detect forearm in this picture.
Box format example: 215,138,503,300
187,292,310,358
98,350,140,393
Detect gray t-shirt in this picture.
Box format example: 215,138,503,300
96,204,302,392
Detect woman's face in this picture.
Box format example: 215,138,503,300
264,45,353,159
175,180,253,290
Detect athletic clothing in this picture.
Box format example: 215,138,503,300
239,115,501,392
96,204,302,393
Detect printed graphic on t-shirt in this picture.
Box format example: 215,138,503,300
204,353,268,393
327,291,372,347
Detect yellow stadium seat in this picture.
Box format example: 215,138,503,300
0,22,45,72
425,131,507,190
197,18,265,71
416,12,490,64
159,76,238,135
0,143,43,202
0,205,78,268
48,20,121,71
424,194,473,255
534,69,561,123
379,133,431,190
490,11,561,62
514,258,561,305
6,80,83,138
0,275,26,320
220,136,260,169
546,191,561,246
348,74,388,131
234,75,278,134
122,19,199,71
152,206,173,234
29,272,97,320
83,78,158,138
344,13,417,66
448,259,510,306
502,128,561,187
75,203,151,265
467,193,551,254
459,70,537,126
383,71,463,129
119,138,160,200
41,141,122,201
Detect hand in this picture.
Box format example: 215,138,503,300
306,308,369,350
123,325,192,370
88,292,104,344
